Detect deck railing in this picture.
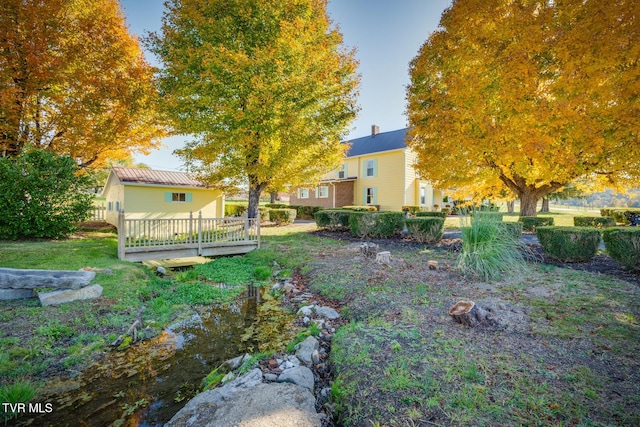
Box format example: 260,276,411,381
117,210,260,260
89,204,106,221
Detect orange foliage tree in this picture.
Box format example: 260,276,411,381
149,0,359,219
406,0,640,216
0,0,166,168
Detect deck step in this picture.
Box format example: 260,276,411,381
142,257,210,269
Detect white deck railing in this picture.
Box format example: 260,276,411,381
116,211,260,260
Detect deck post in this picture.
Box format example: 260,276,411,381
257,218,261,249
197,211,203,255
244,218,250,241
189,211,193,244
117,210,126,260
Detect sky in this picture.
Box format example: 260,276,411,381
120,0,453,171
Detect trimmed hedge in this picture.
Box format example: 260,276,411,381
536,226,601,262
292,205,323,220
416,211,447,219
600,208,640,225
401,205,429,215
268,208,296,225
499,222,523,240
349,211,404,238
573,216,616,228
258,207,271,222
314,210,351,231
406,217,445,243
519,216,554,232
265,203,289,209
225,203,247,217
602,228,640,271
472,211,504,221
342,205,378,212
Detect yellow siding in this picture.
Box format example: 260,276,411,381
123,186,224,219
356,150,406,211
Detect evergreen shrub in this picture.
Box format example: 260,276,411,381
416,211,447,218
573,216,616,228
519,216,554,232
314,210,351,231
342,205,378,212
349,212,404,238
406,217,445,243
602,228,640,271
268,208,296,225
536,226,600,262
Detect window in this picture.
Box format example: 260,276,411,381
420,187,426,205
107,201,113,211
366,159,375,177
338,164,347,179
165,192,192,203
298,188,309,199
115,201,121,212
172,192,186,202
317,186,329,198
365,187,376,205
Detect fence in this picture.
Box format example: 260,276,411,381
117,210,260,261
89,204,106,221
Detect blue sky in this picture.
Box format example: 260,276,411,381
121,0,452,171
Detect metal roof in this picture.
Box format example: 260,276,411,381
112,167,206,188
345,128,408,157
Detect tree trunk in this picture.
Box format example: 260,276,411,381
518,191,540,217
448,301,489,327
270,191,277,204
247,185,262,219
539,197,550,213
506,201,515,214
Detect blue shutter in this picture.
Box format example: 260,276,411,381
165,192,172,202
186,193,193,202
373,188,378,205
362,188,367,205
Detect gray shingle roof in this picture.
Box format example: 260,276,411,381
345,128,408,157
112,167,205,187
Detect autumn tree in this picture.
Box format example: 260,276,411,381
0,0,166,168
406,0,640,216
149,0,359,218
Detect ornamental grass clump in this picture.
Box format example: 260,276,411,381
536,226,601,262
457,215,530,281
406,217,445,243
602,228,640,271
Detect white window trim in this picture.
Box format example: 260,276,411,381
366,160,375,177
317,186,329,198
298,188,309,199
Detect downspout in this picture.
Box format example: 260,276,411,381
330,182,336,208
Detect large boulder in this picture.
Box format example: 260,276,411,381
295,336,319,366
167,369,321,427
277,366,315,392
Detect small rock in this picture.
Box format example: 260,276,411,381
224,353,251,370
311,350,320,364
296,336,319,366
268,359,279,370
263,373,278,382
320,387,331,398
297,305,316,316
315,306,340,320
221,372,236,384
302,316,310,325
156,266,167,276
277,366,315,392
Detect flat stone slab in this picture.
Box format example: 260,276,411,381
0,268,96,290
0,288,35,300
38,284,103,306
277,366,315,392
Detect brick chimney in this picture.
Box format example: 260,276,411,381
371,125,380,136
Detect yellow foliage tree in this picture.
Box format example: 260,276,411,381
149,0,359,218
0,0,166,168
406,0,640,216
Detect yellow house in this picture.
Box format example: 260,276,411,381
102,167,225,226
290,127,443,211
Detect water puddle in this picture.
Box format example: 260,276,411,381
19,286,293,426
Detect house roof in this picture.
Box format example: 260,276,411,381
111,167,206,188
345,128,408,157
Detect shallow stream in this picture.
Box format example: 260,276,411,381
21,286,286,426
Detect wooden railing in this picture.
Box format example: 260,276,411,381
89,204,106,221
117,211,260,261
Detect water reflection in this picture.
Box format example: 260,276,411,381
20,287,263,427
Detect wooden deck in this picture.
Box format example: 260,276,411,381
117,211,260,262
